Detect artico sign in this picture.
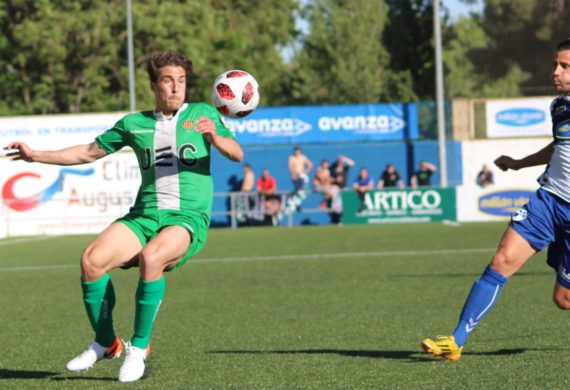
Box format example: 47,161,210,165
342,188,456,224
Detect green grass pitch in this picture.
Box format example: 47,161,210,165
1,222,570,389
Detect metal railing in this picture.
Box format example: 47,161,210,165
0,190,334,237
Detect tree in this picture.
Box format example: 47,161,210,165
0,0,299,115
0,0,125,115
290,0,412,104
474,0,570,96
383,0,435,100
443,17,529,98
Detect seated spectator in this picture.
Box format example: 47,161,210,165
330,155,355,189
476,164,494,187
352,167,374,212
257,169,277,195
410,160,437,189
313,159,340,209
378,163,404,190
257,169,280,224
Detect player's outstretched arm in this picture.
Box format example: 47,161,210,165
494,141,554,171
3,141,108,165
211,136,244,162
196,116,243,162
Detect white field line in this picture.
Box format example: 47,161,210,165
0,236,55,246
0,247,495,272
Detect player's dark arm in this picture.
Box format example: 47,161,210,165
494,141,554,171
4,141,108,165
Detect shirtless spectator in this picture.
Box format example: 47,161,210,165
288,146,313,194
241,163,255,192
313,159,340,209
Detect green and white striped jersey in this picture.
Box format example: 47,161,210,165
95,102,235,222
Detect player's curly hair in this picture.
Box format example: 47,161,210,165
556,38,570,52
146,51,193,82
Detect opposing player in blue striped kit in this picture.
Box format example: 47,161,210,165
421,38,570,360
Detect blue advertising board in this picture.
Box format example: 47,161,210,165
225,103,419,145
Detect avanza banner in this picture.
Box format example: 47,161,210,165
224,103,419,144
0,103,418,147
341,188,456,224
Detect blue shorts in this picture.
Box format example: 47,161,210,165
511,188,570,288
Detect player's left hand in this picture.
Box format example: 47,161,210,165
494,155,518,171
195,116,218,144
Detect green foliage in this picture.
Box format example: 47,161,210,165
0,0,126,115
289,0,393,104
474,0,570,96
0,0,298,115
444,18,530,98
383,0,435,100
0,0,568,116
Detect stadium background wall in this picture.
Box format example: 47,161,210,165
209,140,462,226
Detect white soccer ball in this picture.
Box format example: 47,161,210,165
211,70,259,118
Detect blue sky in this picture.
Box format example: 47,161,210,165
445,0,483,19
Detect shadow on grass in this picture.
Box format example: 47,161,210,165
209,349,434,362
49,375,117,382
0,368,59,379
388,270,551,279
0,368,118,382
208,347,542,362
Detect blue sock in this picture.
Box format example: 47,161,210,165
452,266,507,347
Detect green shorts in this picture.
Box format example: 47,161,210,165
116,209,209,271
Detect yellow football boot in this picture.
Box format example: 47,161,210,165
421,335,463,361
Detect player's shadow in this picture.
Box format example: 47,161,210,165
389,270,551,279
49,375,117,382
209,349,434,362
0,368,59,379
208,347,538,362
0,369,118,382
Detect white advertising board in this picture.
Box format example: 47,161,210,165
0,112,127,149
0,151,140,238
458,138,547,221
486,97,554,138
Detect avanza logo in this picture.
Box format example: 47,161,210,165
2,168,94,211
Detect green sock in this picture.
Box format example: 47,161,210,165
131,277,166,349
82,274,116,347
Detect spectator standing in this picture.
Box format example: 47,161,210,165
288,146,313,194
330,155,355,189
410,160,437,189
476,164,494,187
352,167,374,212
241,163,255,192
378,163,404,190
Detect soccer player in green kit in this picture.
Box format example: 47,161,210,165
4,51,244,382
